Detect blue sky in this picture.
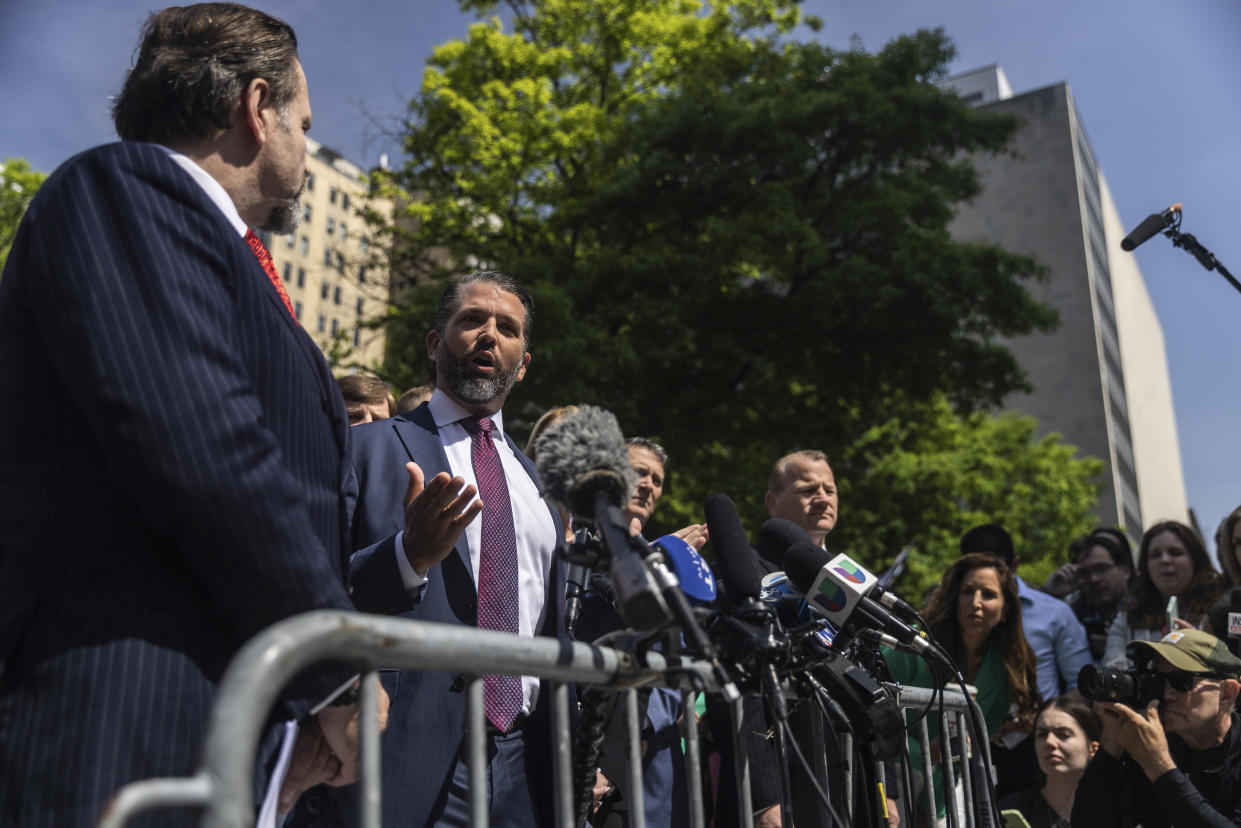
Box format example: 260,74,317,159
3,0,1238,552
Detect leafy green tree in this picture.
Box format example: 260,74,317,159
1,159,47,270
373,0,1072,555
832,396,1103,604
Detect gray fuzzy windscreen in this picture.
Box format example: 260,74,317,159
534,405,638,516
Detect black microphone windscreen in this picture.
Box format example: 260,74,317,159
704,493,762,602
534,405,637,518
783,541,831,594
756,518,811,566
1121,211,1170,252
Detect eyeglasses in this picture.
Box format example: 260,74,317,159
1162,671,1223,693
1077,562,1120,579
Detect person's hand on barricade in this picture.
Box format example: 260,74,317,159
316,675,391,786
278,717,338,813
401,460,482,574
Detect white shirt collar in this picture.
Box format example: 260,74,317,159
152,144,248,238
427,388,505,436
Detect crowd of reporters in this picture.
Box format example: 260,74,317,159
332,375,1241,828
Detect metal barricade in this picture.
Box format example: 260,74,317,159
98,609,996,828
884,684,996,828
97,610,740,828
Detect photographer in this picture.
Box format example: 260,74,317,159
1072,630,1241,827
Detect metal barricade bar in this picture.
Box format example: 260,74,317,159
99,610,722,828
100,609,995,828
889,684,992,828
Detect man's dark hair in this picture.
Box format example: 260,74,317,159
113,3,300,144
1072,527,1134,572
959,523,1015,568
426,270,534,383
626,437,669,475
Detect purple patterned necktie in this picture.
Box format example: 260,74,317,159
461,415,523,731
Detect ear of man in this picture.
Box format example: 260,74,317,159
241,77,274,145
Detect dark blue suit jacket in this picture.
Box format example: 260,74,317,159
0,142,356,826
297,403,566,828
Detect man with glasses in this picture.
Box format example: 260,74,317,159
1045,530,1135,661
1073,629,1241,826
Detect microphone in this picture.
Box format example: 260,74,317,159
652,534,717,605
1121,203,1181,251
756,517,811,566
704,493,765,612
783,542,931,654
762,525,922,625
535,405,668,630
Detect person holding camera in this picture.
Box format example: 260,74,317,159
1072,629,1241,827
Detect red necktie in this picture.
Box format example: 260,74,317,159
461,415,523,732
244,229,298,321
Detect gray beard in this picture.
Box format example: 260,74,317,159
437,342,523,405
262,197,302,234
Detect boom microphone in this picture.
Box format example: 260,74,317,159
1120,203,1181,251
534,406,667,629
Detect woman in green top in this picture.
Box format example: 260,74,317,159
886,553,1041,825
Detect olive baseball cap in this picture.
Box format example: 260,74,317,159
1129,629,1241,679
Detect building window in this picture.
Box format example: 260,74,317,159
323,249,332,266
336,253,345,274
320,281,329,300
285,232,295,248
360,236,369,253
342,194,351,211
326,216,335,235
329,186,338,205
358,266,367,284
317,314,325,333
305,172,315,191
302,204,312,221
353,329,360,347
282,262,292,281
298,236,308,255
338,223,347,241
296,267,305,288
294,300,302,320
333,286,342,305
330,318,338,336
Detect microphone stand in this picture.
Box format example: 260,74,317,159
1161,221,1241,297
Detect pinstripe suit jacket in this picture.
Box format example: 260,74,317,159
0,142,357,826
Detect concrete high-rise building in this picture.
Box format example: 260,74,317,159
944,65,1189,536
267,137,391,371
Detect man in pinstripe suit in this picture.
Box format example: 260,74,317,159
0,4,386,824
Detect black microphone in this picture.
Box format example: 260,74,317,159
704,493,764,610
535,405,669,630
1121,203,1180,251
756,517,811,566
563,527,593,634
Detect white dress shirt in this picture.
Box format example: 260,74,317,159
395,389,557,713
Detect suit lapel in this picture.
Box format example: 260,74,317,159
390,407,474,582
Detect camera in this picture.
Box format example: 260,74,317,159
1077,664,1164,708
